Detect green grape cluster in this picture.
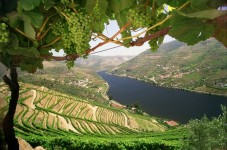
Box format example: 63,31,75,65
52,9,93,58
52,18,72,49
66,60,74,69
60,0,70,5
128,9,152,29
52,20,65,35
149,38,159,52
66,10,93,55
0,23,9,43
93,5,102,21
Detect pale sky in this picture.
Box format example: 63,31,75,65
51,20,174,56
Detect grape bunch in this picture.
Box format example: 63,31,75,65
93,5,102,21
60,0,70,5
128,9,152,29
52,18,73,50
0,23,9,44
149,38,159,52
66,10,93,55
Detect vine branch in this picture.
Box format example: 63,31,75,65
42,22,131,61
117,1,190,42
131,27,171,46
36,17,50,40
14,28,35,41
98,33,124,46
41,26,169,61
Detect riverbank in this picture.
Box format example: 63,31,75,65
107,72,227,98
99,71,227,124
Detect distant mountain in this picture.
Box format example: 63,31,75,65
110,38,227,96
76,55,134,71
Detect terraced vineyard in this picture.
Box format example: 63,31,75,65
0,82,189,149
0,82,167,137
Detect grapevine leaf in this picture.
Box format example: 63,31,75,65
93,15,108,33
42,0,55,10
0,54,12,68
86,0,108,14
23,14,36,39
187,10,227,20
93,22,105,33
17,1,23,16
158,36,164,45
7,47,40,58
191,0,226,10
156,0,166,6
19,0,41,11
169,13,215,45
191,0,209,10
121,30,131,47
23,11,43,28
97,0,108,14
156,0,186,7
6,12,20,28
85,0,95,13
45,30,58,44
8,34,19,49
20,58,43,73
116,12,128,27
109,0,132,14
23,12,43,39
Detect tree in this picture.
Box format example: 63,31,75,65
0,0,226,149
182,105,226,150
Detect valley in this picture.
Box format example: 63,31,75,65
0,81,186,149
0,39,226,149
110,39,227,96
0,60,185,149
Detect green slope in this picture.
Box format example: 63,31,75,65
18,61,109,104
0,82,187,149
0,60,188,149
110,38,227,96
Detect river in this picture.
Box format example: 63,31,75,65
98,71,227,124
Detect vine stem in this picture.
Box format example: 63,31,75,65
54,6,70,20
36,17,50,40
117,1,190,42
151,0,156,17
14,28,35,41
41,36,62,48
85,21,131,55
38,27,50,41
41,22,131,61
145,0,150,8
98,33,124,46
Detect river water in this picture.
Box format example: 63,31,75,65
98,72,227,124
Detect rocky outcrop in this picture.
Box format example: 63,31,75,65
18,138,46,150
18,138,33,150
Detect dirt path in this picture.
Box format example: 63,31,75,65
58,116,80,134
23,90,36,109
87,104,98,121
121,113,130,128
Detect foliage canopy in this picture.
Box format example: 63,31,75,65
0,0,226,72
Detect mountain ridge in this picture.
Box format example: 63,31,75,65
110,38,227,96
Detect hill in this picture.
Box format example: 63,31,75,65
76,55,133,71
0,82,187,149
110,38,227,96
0,61,189,149
18,61,109,104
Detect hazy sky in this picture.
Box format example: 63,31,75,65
51,20,174,56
